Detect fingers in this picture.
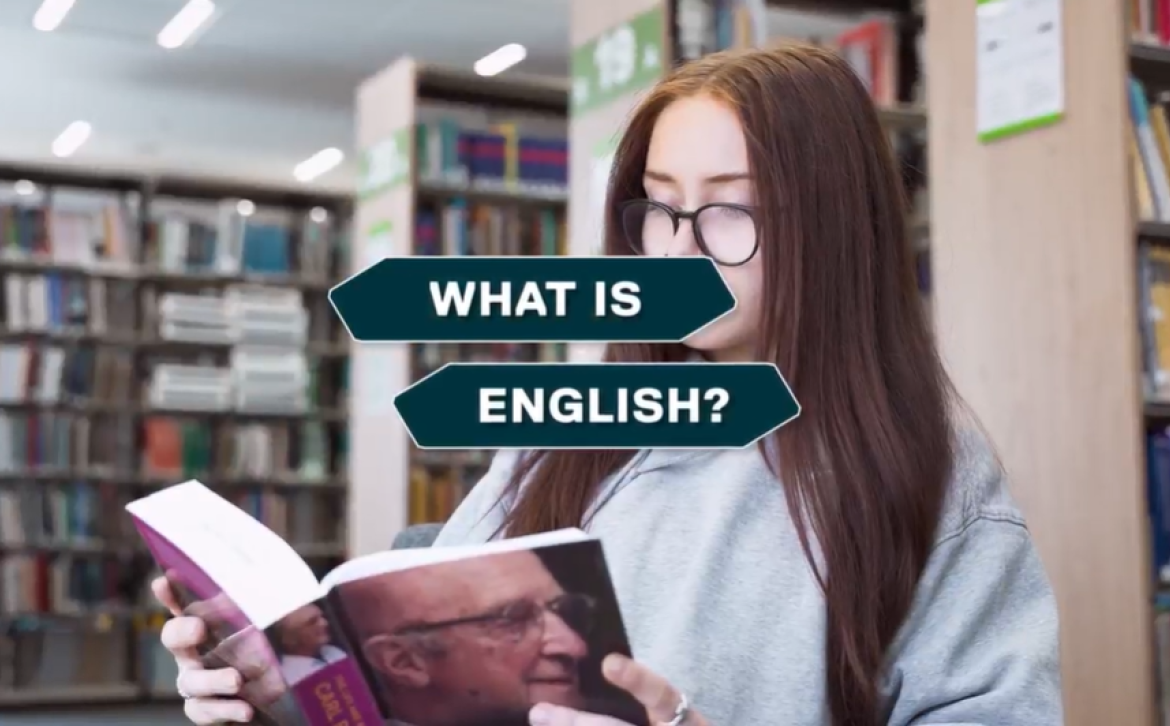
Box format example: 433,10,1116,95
602,654,682,724
177,666,243,698
151,576,182,616
161,616,207,669
184,697,253,725
529,703,626,726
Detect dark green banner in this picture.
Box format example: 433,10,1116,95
394,363,800,449
328,257,735,343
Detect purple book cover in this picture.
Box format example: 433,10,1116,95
130,516,382,726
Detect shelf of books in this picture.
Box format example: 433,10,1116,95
0,165,352,707
351,61,569,553
1131,6,1170,720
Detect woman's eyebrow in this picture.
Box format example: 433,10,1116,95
643,170,752,184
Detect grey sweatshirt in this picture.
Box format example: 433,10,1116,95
433,426,1064,725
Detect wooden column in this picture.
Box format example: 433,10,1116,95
349,58,418,556
924,1,1152,722
568,0,670,361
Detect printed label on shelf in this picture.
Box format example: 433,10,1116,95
976,0,1065,142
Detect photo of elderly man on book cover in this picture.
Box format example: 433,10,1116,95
327,539,648,726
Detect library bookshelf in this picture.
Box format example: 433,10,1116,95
351,63,570,557
0,164,351,708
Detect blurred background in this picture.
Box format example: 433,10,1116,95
0,0,1157,724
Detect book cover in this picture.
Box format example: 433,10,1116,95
126,481,647,726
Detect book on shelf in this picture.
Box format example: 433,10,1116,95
1133,0,1170,46
415,118,568,195
127,481,645,726
1129,77,1170,224
416,202,564,257
146,202,323,280
1139,242,1170,400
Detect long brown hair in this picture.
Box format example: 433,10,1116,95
497,45,954,725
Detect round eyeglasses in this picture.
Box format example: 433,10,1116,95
619,199,759,267
393,593,597,642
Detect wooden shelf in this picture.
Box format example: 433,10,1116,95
1139,220,1170,242
0,683,143,708
0,467,347,488
0,163,348,211
878,104,928,131
0,328,348,357
1132,42,1170,88
417,65,569,115
764,0,915,13
1146,400,1170,421
417,180,569,207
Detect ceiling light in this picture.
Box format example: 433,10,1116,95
309,207,329,223
13,180,36,196
33,0,75,32
236,199,255,217
474,43,527,77
294,148,344,183
52,121,91,158
158,0,216,50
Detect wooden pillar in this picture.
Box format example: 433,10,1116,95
349,59,418,555
568,0,670,361
924,0,1153,722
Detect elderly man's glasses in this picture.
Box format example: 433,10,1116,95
394,593,597,642
619,198,760,266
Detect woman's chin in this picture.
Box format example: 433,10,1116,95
683,333,754,362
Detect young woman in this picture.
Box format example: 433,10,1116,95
156,44,1063,726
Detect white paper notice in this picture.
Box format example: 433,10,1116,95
976,0,1065,142
355,348,398,417
363,221,394,270
354,220,397,417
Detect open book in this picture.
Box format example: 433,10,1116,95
126,481,647,726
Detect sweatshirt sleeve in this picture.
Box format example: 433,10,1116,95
883,511,1064,725
430,449,524,547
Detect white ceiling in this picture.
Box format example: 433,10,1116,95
0,0,865,196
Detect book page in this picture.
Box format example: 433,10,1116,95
127,480,323,628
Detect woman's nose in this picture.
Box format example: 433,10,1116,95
666,217,702,257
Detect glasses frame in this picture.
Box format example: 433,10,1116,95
392,593,596,638
617,198,761,267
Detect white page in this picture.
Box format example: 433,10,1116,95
127,481,323,628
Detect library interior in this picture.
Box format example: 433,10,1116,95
0,0,1162,724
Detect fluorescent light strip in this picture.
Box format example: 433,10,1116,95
13,180,36,196
52,121,91,158
474,43,527,77
33,0,75,32
158,0,216,50
294,148,344,182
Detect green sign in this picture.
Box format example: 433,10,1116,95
358,127,412,198
571,6,666,115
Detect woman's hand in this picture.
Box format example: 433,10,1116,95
528,654,709,726
152,576,254,724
